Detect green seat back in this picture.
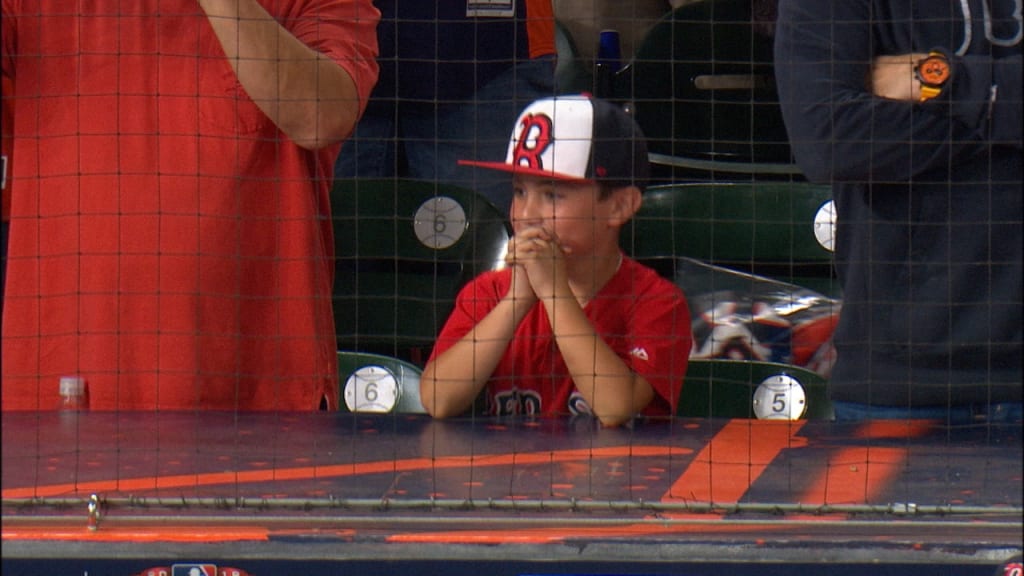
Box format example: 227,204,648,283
680,358,833,420
621,0,793,169
623,182,837,295
337,350,426,414
331,178,511,361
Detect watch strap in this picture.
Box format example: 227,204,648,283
919,84,943,102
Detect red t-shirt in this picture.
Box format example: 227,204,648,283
1,73,11,220
1,0,380,411
429,256,693,418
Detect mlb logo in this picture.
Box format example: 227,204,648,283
171,564,218,576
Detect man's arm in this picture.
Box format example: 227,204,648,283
773,0,1020,184
197,0,373,150
871,52,1022,149
870,53,929,101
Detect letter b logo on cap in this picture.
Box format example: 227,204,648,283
513,113,553,170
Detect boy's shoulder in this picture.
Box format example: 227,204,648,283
461,266,513,294
613,257,687,298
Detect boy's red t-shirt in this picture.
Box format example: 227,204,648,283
429,256,693,418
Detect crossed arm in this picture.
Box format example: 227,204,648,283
197,0,368,149
869,53,930,101
775,0,1023,184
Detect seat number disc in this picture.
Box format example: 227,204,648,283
753,374,807,420
414,196,467,250
344,365,400,413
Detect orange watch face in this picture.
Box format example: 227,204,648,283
918,56,950,86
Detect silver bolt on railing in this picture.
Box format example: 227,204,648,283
87,494,101,531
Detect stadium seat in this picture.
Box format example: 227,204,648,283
622,181,838,296
679,358,833,420
331,178,511,365
337,350,427,414
615,0,799,180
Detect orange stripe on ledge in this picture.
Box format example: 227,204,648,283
2,524,270,543
2,445,693,499
661,419,808,505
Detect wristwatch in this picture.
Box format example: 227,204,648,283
914,51,951,102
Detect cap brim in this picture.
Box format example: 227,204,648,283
458,159,591,184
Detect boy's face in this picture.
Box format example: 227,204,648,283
510,175,625,257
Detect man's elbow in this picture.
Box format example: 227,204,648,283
790,143,839,184
288,109,358,151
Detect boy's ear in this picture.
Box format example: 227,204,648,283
607,185,642,228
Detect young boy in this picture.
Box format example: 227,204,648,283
420,94,693,427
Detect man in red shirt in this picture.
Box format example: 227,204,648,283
421,95,693,427
1,73,12,316
1,0,380,411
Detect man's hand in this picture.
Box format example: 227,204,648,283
870,53,928,101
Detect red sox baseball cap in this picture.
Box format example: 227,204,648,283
459,94,650,191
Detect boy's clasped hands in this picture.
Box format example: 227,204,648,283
504,225,573,308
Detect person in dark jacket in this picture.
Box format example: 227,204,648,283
774,0,1021,421
333,0,557,212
